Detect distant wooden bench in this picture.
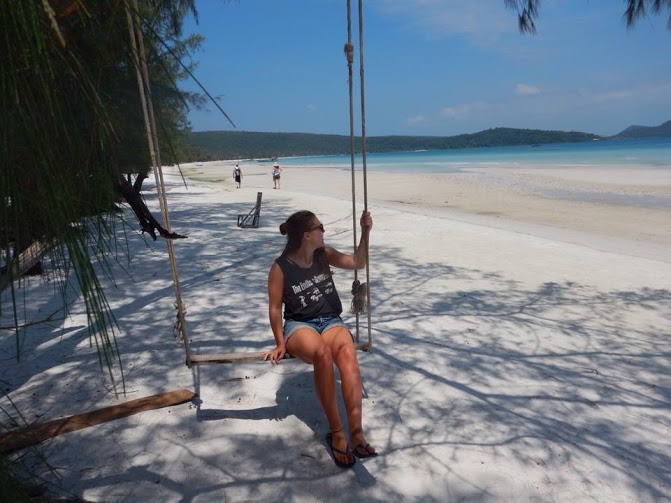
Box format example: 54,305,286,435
237,192,262,228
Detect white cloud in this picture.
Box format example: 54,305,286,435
374,0,515,42
441,101,488,118
515,83,541,95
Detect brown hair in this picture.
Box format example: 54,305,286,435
279,210,329,274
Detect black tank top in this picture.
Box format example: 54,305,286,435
275,252,343,321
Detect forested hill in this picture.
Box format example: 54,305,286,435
183,127,601,161
612,120,671,139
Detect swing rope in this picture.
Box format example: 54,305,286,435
345,0,372,349
124,1,371,366
124,0,191,362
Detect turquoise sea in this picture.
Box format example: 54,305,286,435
278,137,671,173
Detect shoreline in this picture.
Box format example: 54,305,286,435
168,161,671,256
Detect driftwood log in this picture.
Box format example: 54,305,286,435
0,388,197,453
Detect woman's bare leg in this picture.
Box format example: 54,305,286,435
287,328,354,465
323,327,376,456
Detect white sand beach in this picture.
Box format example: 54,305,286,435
1,160,670,501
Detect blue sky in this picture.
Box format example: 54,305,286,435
181,0,671,137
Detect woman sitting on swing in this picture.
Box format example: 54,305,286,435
264,210,377,469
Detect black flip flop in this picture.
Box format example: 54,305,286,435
326,432,356,469
351,443,379,459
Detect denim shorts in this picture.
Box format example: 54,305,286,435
283,315,350,343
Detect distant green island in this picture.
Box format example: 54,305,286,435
611,119,671,139
183,120,671,162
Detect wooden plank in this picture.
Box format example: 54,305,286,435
189,352,271,365
0,240,54,294
188,342,371,366
0,388,196,453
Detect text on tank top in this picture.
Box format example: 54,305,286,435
275,253,342,321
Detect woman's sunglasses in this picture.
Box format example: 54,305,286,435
309,223,325,232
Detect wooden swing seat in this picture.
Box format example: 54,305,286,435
187,342,370,367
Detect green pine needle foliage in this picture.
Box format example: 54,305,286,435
1,0,201,387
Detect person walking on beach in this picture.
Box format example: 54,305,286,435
233,164,242,188
272,163,282,189
264,210,377,469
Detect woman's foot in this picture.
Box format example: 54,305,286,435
327,428,355,468
350,429,377,458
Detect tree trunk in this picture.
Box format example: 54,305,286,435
116,175,186,241
133,171,149,193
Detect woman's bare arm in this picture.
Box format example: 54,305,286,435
263,262,286,363
324,211,372,270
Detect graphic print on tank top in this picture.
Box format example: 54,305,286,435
276,255,342,321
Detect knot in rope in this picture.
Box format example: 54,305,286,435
172,300,187,343
343,42,354,64
350,279,368,314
